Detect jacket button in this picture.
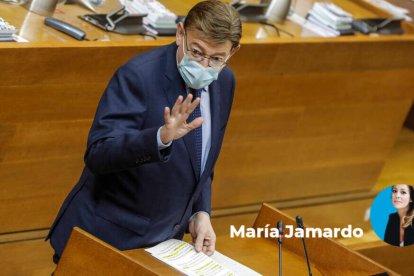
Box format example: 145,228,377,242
174,224,181,231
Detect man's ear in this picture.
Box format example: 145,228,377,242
230,44,241,56
176,22,185,46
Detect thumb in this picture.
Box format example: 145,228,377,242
194,232,205,253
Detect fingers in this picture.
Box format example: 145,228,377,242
163,107,170,123
171,95,183,116
172,94,200,117
180,93,193,114
194,232,205,253
187,117,203,130
179,94,201,117
172,94,202,126
191,213,216,256
187,96,201,115
203,236,216,256
164,94,202,141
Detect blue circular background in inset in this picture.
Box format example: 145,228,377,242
370,186,395,240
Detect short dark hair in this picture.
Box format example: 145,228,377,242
184,0,242,48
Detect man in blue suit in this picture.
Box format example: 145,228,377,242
47,0,241,262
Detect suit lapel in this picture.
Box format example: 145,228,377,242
162,44,199,180
162,44,186,108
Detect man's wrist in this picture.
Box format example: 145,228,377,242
189,211,210,222
157,127,172,149
160,125,174,145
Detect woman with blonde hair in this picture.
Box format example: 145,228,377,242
384,184,414,246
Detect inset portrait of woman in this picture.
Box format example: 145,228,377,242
384,184,414,247
370,184,414,247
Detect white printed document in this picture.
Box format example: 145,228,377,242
145,239,261,276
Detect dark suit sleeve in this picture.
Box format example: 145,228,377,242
84,63,171,175
192,173,213,215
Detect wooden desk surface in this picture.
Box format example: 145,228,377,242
124,234,396,275
1,0,413,43
122,204,395,275
124,236,324,276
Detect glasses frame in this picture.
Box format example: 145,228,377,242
183,33,231,69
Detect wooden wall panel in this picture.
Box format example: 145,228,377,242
0,158,83,233
284,199,373,230
376,128,414,187
230,40,414,75
0,121,90,162
0,39,414,239
226,101,411,140
358,242,414,276
0,239,55,276
211,213,258,237
0,85,102,123
213,162,382,208
0,45,154,86
233,71,414,108
211,198,373,238
220,128,397,169
1,1,413,274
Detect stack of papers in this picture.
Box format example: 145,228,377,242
306,2,353,36
363,0,412,22
0,0,22,3
121,0,177,34
145,239,262,276
0,17,16,42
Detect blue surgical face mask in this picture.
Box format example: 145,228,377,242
177,48,220,90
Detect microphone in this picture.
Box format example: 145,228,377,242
277,221,284,276
277,220,284,244
296,216,312,276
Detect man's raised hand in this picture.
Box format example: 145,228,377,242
160,94,203,144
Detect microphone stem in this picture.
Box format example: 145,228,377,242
301,236,312,276
279,240,282,276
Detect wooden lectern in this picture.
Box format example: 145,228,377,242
54,204,397,275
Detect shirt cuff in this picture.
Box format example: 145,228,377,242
157,127,172,150
189,211,210,222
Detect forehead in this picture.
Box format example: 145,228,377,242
394,185,410,192
186,28,232,54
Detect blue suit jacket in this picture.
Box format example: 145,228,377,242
47,43,235,256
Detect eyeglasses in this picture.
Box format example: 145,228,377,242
183,33,230,69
